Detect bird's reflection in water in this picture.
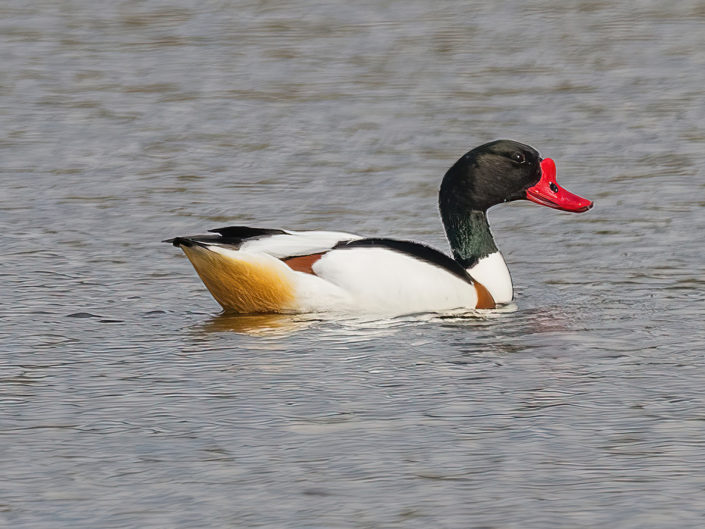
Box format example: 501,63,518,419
196,303,520,337
200,312,318,336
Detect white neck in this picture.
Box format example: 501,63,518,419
467,251,513,304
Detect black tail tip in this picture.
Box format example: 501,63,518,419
163,237,194,247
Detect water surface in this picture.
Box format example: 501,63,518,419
2,1,705,528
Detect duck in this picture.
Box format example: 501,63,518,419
165,140,592,315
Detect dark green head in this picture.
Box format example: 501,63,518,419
438,139,593,267
440,139,542,212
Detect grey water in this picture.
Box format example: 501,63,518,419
2,1,705,527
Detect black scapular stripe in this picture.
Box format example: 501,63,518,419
164,226,286,248
208,226,286,238
208,226,286,243
333,238,473,284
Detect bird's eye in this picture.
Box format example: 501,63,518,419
549,182,559,193
512,152,525,164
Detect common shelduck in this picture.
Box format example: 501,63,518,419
166,140,593,315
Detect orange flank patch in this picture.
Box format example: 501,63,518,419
180,245,295,313
474,281,496,309
282,253,324,274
